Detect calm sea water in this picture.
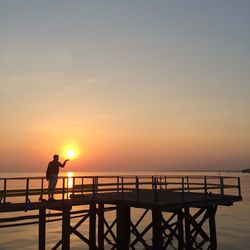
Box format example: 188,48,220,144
0,171,249,250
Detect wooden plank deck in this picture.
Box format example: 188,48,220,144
0,189,241,213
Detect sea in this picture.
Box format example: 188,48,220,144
0,171,249,250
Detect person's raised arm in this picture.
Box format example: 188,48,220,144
60,159,70,168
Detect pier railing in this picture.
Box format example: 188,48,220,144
0,175,241,205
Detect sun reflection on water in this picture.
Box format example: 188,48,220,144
67,172,74,188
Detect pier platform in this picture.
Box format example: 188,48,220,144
0,175,242,249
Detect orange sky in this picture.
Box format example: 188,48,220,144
0,1,250,171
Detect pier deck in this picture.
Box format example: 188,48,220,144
0,175,242,249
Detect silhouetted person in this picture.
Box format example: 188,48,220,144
46,154,69,200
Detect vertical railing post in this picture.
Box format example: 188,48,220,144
181,177,185,202
237,177,241,197
25,178,30,205
72,177,75,197
186,176,190,192
117,176,119,193
96,177,98,195
122,177,124,200
62,177,65,202
66,176,69,199
92,177,95,201
3,178,7,203
39,177,44,201
154,177,157,203
81,177,84,195
220,177,224,197
204,176,208,198
136,176,139,201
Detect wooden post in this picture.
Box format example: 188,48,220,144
117,204,130,250
184,207,191,250
186,176,190,192
92,178,96,201
25,178,30,205
208,206,217,250
177,210,184,250
39,208,46,250
98,203,104,250
181,177,185,202
220,177,224,196
238,177,241,197
121,177,124,200
3,178,7,203
204,176,208,198
81,177,84,195
136,176,139,201
62,178,65,201
62,206,71,250
117,176,119,192
89,203,96,250
153,177,158,203
152,208,163,250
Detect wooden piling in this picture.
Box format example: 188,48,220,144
152,208,163,250
98,203,104,250
208,206,217,250
62,206,71,250
39,208,46,250
177,209,184,250
184,207,192,250
117,204,130,250
89,203,96,250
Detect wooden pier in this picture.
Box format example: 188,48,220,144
0,175,242,249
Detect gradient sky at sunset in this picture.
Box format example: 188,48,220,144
0,1,249,171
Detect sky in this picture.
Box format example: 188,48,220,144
0,0,250,172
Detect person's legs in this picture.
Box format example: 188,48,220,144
49,175,58,200
48,179,53,200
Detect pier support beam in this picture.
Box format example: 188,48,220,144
39,208,46,250
98,203,104,250
152,208,163,250
62,206,71,250
208,205,217,250
117,204,130,250
177,209,184,250
184,207,192,250
89,203,96,250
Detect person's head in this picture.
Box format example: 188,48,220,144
53,154,59,162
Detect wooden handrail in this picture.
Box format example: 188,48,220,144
0,175,241,204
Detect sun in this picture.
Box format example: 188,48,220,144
61,144,80,160
66,149,75,159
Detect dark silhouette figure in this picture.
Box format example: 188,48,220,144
46,154,69,200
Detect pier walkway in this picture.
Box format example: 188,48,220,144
0,175,242,249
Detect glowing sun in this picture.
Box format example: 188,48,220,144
61,144,80,160
66,149,75,159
